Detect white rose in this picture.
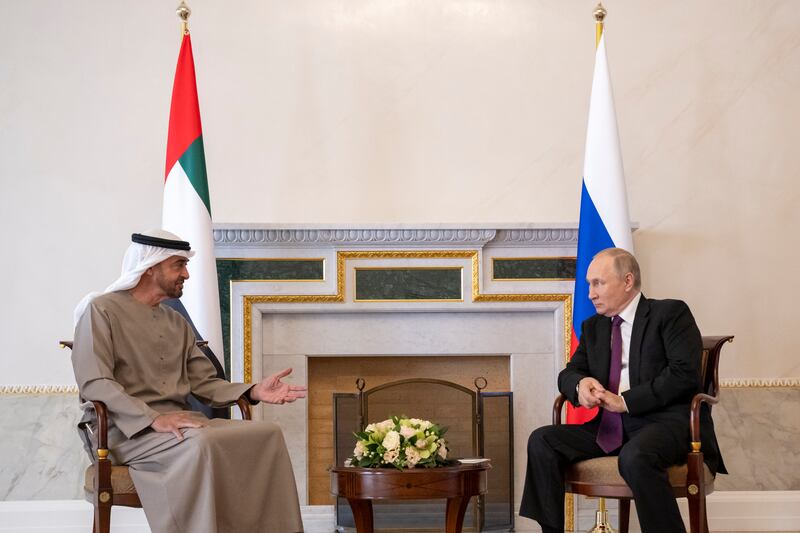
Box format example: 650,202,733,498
400,426,416,439
437,443,448,459
405,446,421,468
382,430,401,451
354,440,367,459
374,420,392,434
383,448,399,464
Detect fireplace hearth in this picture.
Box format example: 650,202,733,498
331,376,514,531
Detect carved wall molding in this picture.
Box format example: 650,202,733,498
0,385,78,395
5,378,799,396
494,228,578,245
214,227,498,247
213,224,588,249
720,378,800,388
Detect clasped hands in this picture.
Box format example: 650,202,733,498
151,368,307,440
577,377,626,413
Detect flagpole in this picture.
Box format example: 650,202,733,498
590,0,612,521
177,1,191,35
587,4,615,532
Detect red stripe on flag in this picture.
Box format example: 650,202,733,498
165,34,203,180
565,328,599,424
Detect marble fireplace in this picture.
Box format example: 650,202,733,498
214,224,579,527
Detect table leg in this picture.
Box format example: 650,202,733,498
347,498,374,533
445,496,471,533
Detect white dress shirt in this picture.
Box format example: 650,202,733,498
617,291,642,397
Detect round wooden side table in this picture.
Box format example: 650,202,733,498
330,463,490,533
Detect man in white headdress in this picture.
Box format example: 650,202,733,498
71,229,305,533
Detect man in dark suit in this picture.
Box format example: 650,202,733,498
519,248,725,533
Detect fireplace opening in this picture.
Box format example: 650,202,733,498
308,355,513,531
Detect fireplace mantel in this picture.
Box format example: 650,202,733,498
212,223,581,528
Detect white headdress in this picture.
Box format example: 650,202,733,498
73,229,195,326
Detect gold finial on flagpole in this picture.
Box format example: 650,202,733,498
594,3,607,47
176,1,191,35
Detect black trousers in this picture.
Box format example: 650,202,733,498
519,415,690,533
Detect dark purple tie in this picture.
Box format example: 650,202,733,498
596,315,624,453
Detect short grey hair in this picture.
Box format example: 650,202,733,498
594,248,641,290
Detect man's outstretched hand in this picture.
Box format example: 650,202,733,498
251,368,308,405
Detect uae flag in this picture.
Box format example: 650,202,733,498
162,33,224,366
567,33,634,424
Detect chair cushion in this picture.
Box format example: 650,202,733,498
566,456,714,489
84,464,137,495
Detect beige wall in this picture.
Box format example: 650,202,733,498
1,0,797,385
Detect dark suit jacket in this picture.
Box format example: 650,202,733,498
558,295,726,474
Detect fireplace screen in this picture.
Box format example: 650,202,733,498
333,378,514,532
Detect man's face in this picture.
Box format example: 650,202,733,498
152,256,190,298
586,254,634,317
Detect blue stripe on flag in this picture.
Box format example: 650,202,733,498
573,180,615,331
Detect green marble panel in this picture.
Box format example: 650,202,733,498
217,259,324,375
355,268,462,301
492,258,576,280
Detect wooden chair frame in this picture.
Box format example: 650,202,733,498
83,397,252,533
62,340,252,533
552,335,733,533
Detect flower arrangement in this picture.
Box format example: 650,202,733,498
347,416,449,469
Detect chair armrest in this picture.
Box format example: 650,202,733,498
83,400,113,504
88,400,110,454
553,393,567,426
689,392,718,447
89,395,251,452
235,396,252,421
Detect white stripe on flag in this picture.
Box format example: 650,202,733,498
582,35,633,251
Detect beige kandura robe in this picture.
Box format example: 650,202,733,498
72,291,303,533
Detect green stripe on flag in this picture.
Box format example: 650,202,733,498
178,135,211,214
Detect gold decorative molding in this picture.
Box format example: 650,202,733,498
243,300,252,383
565,492,575,531
239,250,572,383
245,294,342,304
473,293,569,303
563,295,574,366
339,250,478,300
472,252,480,300
0,385,78,395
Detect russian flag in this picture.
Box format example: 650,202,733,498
567,34,634,424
